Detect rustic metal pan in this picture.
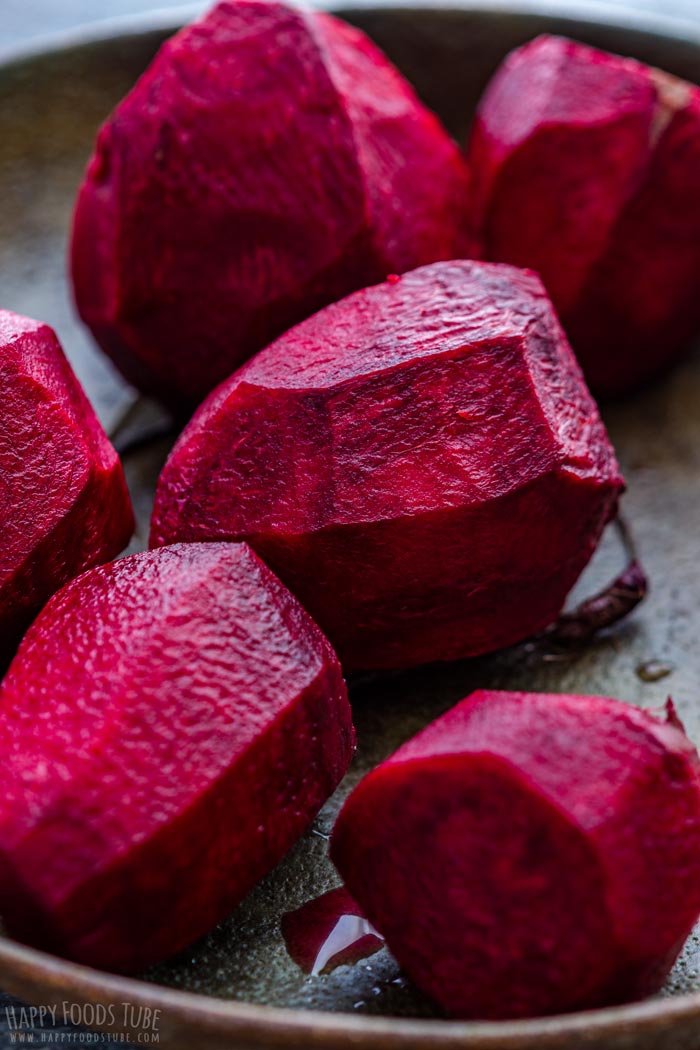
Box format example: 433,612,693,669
1,2,700,1046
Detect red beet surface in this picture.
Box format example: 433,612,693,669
151,260,623,671
331,691,700,1019
0,310,133,663
0,542,354,973
467,35,700,396
71,0,472,410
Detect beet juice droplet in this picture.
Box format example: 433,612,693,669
282,887,384,976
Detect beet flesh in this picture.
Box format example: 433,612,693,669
151,260,623,671
0,542,354,973
71,0,472,411
0,310,133,662
331,691,700,1019
467,35,700,396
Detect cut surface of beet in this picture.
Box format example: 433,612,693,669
331,691,700,1018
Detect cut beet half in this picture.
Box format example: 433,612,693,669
331,691,700,1018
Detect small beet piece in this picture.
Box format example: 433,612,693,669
331,691,700,1019
71,0,472,410
466,35,700,396
151,260,624,671
282,887,384,975
0,542,354,973
0,310,133,661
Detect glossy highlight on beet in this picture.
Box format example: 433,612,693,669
331,691,700,1019
151,259,624,671
0,309,133,663
71,0,472,410
467,35,700,396
0,542,354,973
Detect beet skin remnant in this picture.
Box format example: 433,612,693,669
467,35,700,396
71,0,472,411
0,310,133,663
331,691,700,1019
0,542,354,973
151,260,624,672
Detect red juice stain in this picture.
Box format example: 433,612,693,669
282,887,385,976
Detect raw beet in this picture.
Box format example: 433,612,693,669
0,310,133,662
466,35,700,396
0,542,354,973
331,691,700,1019
151,260,623,671
71,0,472,411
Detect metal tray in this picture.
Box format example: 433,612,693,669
1,3,700,1046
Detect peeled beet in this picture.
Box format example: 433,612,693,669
71,0,472,410
0,542,354,972
151,260,623,671
331,691,700,1019
0,310,133,661
467,35,700,396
